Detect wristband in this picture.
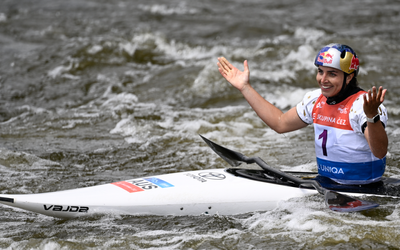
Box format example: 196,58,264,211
366,114,380,123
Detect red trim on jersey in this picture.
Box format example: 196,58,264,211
312,91,366,131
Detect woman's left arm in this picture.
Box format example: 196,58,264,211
363,86,388,159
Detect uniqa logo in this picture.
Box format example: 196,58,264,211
318,165,344,174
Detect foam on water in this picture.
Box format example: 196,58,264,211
293,27,326,45
258,84,313,110
235,195,400,248
191,61,232,99
138,3,199,16
0,148,59,171
283,44,317,71
127,32,227,63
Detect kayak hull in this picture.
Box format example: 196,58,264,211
0,168,317,218
2,168,400,218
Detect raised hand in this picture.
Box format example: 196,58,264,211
363,86,387,118
363,86,388,159
217,57,250,92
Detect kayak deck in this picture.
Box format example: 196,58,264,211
0,168,317,218
228,168,400,197
1,168,400,219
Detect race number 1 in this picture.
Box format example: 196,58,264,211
318,129,328,156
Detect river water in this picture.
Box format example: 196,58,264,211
1,0,400,249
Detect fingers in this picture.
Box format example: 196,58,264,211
218,57,250,75
217,57,232,73
217,66,225,77
372,86,377,99
364,86,387,107
380,88,387,102
217,58,228,77
374,86,386,103
376,86,387,103
243,60,249,73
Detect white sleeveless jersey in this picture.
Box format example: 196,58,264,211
296,89,388,184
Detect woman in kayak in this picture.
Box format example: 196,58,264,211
217,43,388,185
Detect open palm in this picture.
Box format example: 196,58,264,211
363,86,386,117
217,57,250,91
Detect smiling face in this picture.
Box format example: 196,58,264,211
316,66,353,98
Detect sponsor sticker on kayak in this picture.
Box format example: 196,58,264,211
112,178,174,193
112,181,144,193
144,177,174,188
185,172,226,183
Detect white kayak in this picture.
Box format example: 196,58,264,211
0,168,317,219
1,136,395,218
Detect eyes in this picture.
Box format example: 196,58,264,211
318,68,338,77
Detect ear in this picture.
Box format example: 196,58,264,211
346,73,354,85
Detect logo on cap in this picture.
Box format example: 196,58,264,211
317,52,333,64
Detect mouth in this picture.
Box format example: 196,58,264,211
321,85,332,90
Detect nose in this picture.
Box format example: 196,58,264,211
320,72,328,83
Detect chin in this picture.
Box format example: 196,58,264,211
321,90,333,98
321,88,338,98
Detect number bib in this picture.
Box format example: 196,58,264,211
311,92,385,184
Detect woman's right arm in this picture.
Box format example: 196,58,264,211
217,57,307,133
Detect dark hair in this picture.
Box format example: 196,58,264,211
344,72,358,88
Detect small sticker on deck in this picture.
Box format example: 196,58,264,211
112,181,144,193
144,177,174,188
112,178,174,193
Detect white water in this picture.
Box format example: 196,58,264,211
1,0,400,249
